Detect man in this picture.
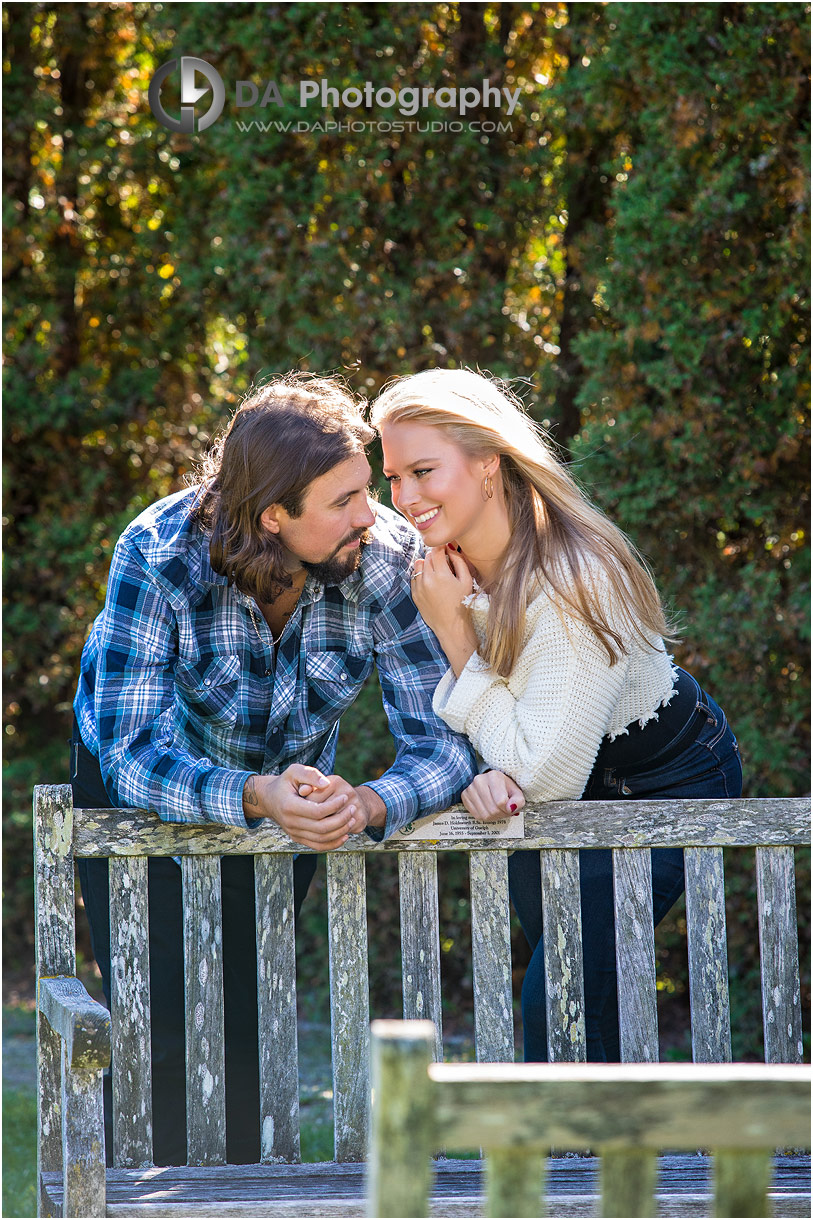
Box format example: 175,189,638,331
72,373,475,1164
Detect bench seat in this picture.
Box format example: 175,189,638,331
41,1153,811,1217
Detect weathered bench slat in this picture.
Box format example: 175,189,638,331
600,1148,656,1217
255,855,300,1163
399,852,443,1061
469,851,515,1062
36,786,77,975
755,846,804,1063
369,1024,810,1220
182,856,227,1165
428,1062,811,1150
684,846,732,1062
36,1019,63,1217
40,1154,813,1218
485,1147,545,1217
714,1148,773,1218
70,797,812,855
39,969,110,1211
61,1042,107,1218
327,853,370,1162
35,785,77,1204
612,849,659,1062
38,976,110,1071
110,856,154,1166
539,848,587,1062
367,1019,434,1218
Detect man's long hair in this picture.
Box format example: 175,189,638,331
192,374,374,602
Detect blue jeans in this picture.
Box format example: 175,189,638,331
508,675,742,1062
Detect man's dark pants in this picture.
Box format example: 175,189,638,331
71,724,317,1165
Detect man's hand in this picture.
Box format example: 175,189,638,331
461,770,525,823
298,774,387,833
242,766,359,850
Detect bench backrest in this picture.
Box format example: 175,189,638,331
367,1019,812,1219
34,784,809,1172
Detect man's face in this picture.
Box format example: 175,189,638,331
263,451,377,584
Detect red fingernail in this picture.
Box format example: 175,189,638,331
509,803,517,812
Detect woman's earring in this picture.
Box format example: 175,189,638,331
483,474,494,501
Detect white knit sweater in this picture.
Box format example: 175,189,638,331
432,577,677,802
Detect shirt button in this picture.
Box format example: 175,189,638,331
203,678,211,686
340,673,347,682
265,667,273,677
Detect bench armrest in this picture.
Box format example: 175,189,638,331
38,976,111,1072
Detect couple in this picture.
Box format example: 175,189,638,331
73,369,741,1164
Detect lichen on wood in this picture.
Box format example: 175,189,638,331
327,853,370,1162
255,854,300,1163
182,855,227,1165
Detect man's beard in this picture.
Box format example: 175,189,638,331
301,527,373,585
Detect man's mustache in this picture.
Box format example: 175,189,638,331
331,527,372,556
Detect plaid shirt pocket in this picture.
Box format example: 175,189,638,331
305,649,371,725
175,652,241,725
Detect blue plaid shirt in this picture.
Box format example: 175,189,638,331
74,488,475,838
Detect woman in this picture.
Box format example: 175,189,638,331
371,368,741,1063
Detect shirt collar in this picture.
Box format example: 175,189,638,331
297,565,364,605
195,544,231,590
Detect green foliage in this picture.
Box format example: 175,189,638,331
3,3,809,1057
561,1,810,795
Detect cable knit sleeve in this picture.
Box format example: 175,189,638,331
431,587,632,801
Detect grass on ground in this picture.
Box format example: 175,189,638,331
3,1084,37,1219
4,1005,37,1219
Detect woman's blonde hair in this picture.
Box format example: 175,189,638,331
371,368,673,678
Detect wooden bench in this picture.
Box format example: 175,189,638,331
368,1020,811,1218
35,783,810,1217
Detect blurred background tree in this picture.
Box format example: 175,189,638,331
3,1,809,1056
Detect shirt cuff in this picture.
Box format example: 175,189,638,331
199,767,258,828
363,773,420,840
431,655,497,735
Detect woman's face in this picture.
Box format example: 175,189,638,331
380,420,492,549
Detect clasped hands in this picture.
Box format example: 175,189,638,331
243,766,384,850
244,762,526,845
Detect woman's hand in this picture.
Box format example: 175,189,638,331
410,546,478,676
461,770,526,822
